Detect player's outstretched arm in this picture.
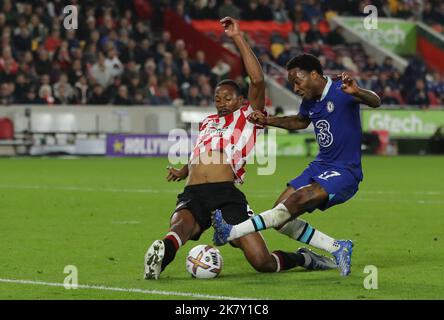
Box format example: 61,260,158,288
166,165,188,182
337,72,381,108
220,17,265,111
248,111,310,130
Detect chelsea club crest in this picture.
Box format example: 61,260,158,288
327,101,335,113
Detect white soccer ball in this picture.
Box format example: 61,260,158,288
186,245,223,279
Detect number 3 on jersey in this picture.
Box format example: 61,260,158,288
318,171,341,181
315,120,333,148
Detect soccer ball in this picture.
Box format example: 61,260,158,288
186,245,223,279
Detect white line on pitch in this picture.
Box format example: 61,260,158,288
0,278,260,300
0,184,442,196
0,184,168,193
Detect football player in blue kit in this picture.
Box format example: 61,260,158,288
213,53,381,276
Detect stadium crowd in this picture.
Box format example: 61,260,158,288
0,0,443,108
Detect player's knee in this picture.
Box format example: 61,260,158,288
284,189,309,213
169,213,197,244
284,185,323,214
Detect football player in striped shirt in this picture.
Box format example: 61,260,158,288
144,18,336,280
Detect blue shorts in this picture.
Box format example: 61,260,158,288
287,162,360,212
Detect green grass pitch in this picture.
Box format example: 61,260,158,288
0,156,443,300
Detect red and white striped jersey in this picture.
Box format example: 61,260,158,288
190,105,266,184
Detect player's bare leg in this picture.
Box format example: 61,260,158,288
273,185,343,256
231,233,278,272
145,209,200,280
273,186,296,208
232,231,336,272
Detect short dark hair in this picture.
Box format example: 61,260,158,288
216,79,242,96
286,53,323,76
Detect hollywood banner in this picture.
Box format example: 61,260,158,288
106,134,193,157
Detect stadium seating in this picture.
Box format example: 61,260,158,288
0,117,13,140
0,0,442,109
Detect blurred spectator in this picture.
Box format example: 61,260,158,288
325,27,346,46
192,51,211,76
407,79,430,108
200,83,213,105
357,73,374,91
429,71,444,102
184,86,202,106
211,59,231,80
35,47,53,76
324,54,341,71
14,22,32,53
38,84,55,105
190,0,219,20
387,71,403,92
288,22,305,48
2,0,17,25
54,85,75,105
75,76,89,105
90,53,113,88
90,51,124,88
68,59,85,85
0,46,18,74
305,22,324,44
22,86,45,104
363,56,379,73
271,0,289,22
288,3,304,23
0,82,14,105
379,57,396,73
114,85,133,105
178,62,195,95
302,0,323,22
158,52,179,76
218,0,241,19
53,73,75,103
381,87,400,105
44,28,62,55
54,41,72,71
164,77,180,100
308,41,322,57
147,74,160,103
13,73,29,103
88,84,109,105
127,73,144,97
133,90,146,105
372,72,390,95
394,2,414,20
242,0,273,21
151,85,173,105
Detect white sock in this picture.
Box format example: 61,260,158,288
278,219,308,240
308,230,340,253
228,203,291,241
279,219,340,253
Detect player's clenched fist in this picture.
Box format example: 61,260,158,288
335,72,359,95
247,110,268,126
220,17,241,38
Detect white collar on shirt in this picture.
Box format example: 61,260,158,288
317,76,332,102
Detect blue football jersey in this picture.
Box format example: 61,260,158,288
299,77,363,181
